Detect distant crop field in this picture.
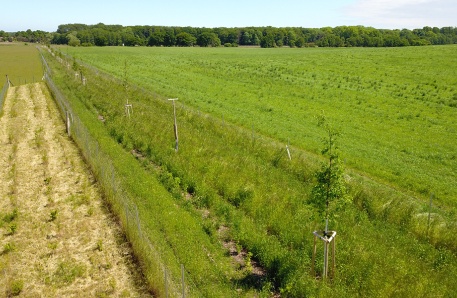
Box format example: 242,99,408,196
67,45,457,205
0,43,43,85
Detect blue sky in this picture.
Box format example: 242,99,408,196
1,0,455,32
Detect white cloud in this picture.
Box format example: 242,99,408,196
344,0,457,29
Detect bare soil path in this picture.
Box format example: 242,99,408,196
0,83,150,297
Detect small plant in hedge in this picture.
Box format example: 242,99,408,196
245,252,254,273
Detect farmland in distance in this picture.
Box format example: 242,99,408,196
67,45,457,205
0,43,43,85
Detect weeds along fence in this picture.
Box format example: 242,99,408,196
40,51,192,297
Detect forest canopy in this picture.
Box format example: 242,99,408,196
2,23,457,48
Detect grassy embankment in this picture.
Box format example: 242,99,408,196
44,44,457,297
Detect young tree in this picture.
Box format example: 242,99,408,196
310,113,349,232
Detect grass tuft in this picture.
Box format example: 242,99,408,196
7,280,24,296
45,260,86,286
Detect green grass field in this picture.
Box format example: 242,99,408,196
0,43,43,86
67,45,457,206
44,45,457,296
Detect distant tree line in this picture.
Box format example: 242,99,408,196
2,23,457,48
0,29,50,43
51,23,457,48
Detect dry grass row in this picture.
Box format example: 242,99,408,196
0,83,149,297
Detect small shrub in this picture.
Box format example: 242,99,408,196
47,242,58,251
3,242,16,254
8,223,17,235
45,261,86,286
159,171,181,196
96,239,103,251
245,252,253,273
8,280,24,296
87,207,94,216
44,177,52,185
228,187,254,207
3,208,18,223
49,210,58,222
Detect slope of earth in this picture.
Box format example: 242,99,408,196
0,83,150,297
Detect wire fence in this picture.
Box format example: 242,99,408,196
0,76,11,113
40,49,191,297
3,76,39,86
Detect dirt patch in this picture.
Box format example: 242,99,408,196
0,83,150,297
218,225,266,276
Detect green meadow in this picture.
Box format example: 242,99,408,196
0,43,43,85
68,45,457,206
42,45,457,296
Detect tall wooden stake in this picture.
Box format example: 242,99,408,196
286,139,292,160
332,236,336,279
168,98,179,151
323,218,329,279
66,111,71,137
123,59,132,118
312,230,337,280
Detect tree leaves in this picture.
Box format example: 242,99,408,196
309,114,349,220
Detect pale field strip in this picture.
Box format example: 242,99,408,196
0,83,149,297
